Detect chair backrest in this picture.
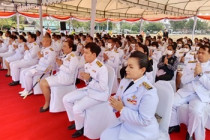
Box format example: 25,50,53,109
106,65,115,95
154,81,174,133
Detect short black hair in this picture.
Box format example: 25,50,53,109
137,43,149,56
200,45,210,54
64,40,74,49
9,35,17,40
151,42,159,48
36,30,41,35
19,35,27,42
85,42,101,57
130,51,151,73
0,31,3,36
6,30,11,35
29,33,37,41
87,36,93,41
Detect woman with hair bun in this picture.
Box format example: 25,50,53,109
101,51,159,140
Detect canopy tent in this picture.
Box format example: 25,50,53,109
19,0,210,19
0,0,210,19
0,0,210,36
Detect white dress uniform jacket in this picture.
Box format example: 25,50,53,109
20,46,56,91
0,41,17,57
63,59,108,130
6,42,25,62
47,52,79,86
0,37,9,53
101,76,159,140
170,61,210,140
103,49,120,72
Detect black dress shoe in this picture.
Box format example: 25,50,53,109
68,124,75,130
168,125,180,134
9,81,20,86
186,132,193,140
40,107,49,113
72,127,84,138
5,74,10,77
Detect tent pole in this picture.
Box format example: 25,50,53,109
192,16,197,40
90,0,97,37
106,20,109,33
139,18,143,33
69,18,72,34
16,13,20,32
39,0,43,37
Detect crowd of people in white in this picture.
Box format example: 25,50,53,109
0,29,209,140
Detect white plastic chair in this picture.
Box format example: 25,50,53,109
49,68,78,113
33,74,50,95
84,65,118,139
169,70,177,92
154,81,174,140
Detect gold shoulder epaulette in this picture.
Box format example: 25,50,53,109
188,60,197,63
204,71,210,74
96,61,103,67
49,48,54,51
142,82,153,90
114,50,119,53
71,53,75,57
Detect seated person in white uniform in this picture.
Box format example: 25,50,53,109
0,30,11,54
63,42,109,138
39,40,79,112
0,35,17,66
101,51,159,140
4,35,26,77
18,36,56,97
9,33,40,86
169,45,210,140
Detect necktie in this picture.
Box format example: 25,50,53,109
124,81,134,92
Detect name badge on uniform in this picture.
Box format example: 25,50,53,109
127,95,137,105
204,71,210,74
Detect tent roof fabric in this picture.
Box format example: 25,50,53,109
0,0,210,19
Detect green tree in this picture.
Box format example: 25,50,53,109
169,20,187,30
142,22,164,32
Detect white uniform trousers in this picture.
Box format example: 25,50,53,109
100,125,120,140
0,47,8,53
170,93,207,140
10,59,38,81
0,51,14,58
63,89,102,130
20,67,43,91
20,67,33,88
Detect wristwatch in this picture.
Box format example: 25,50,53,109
89,77,93,82
198,73,203,77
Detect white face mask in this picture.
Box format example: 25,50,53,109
177,44,182,47
183,39,187,44
167,50,173,55
131,44,135,48
151,46,157,50
74,40,78,45
184,48,190,53
107,43,112,49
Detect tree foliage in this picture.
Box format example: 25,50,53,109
170,19,209,31
142,22,164,32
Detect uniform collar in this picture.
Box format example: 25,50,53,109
90,58,98,65
201,61,209,68
124,75,146,95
